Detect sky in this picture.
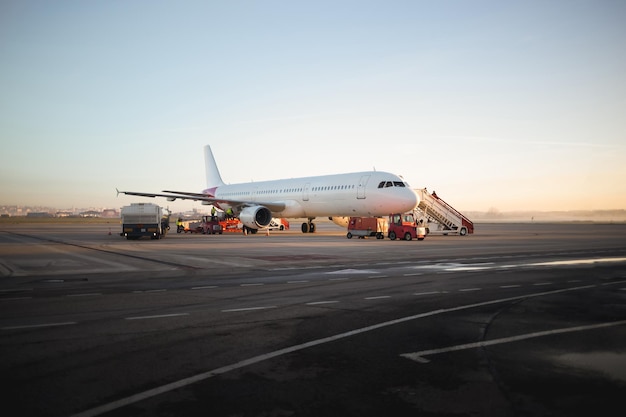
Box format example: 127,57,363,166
1,0,625,213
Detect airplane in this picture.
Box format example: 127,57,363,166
117,145,419,233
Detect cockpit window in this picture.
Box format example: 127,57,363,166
378,180,407,188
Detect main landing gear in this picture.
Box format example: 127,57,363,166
301,218,316,233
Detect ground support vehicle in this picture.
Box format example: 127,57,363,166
177,220,204,233
414,188,474,236
268,218,290,231
388,212,426,241
120,203,170,240
346,217,388,239
221,218,243,232
200,215,223,234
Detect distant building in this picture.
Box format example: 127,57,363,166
101,209,119,218
26,212,54,218
80,210,101,218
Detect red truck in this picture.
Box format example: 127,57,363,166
346,217,388,239
387,212,426,241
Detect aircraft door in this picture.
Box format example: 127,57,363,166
357,175,370,199
303,183,310,201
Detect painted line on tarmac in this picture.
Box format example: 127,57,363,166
68,282,625,417
414,291,442,296
125,313,189,320
2,321,76,330
221,306,277,313
401,320,626,364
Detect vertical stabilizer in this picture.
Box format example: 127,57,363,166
204,145,225,188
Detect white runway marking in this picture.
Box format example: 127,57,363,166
401,320,626,364
2,321,76,330
125,313,189,320
69,282,623,417
306,301,339,305
414,291,441,296
221,306,277,313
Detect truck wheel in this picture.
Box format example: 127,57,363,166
389,231,397,240
404,232,412,241
347,232,353,239
459,227,467,236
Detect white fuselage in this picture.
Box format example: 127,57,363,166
206,171,419,219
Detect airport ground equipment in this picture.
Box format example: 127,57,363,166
346,217,388,239
200,216,223,234
120,203,169,240
388,212,426,241
269,218,290,230
414,188,474,236
178,216,242,234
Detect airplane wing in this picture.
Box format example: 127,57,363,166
116,189,286,212
116,189,213,202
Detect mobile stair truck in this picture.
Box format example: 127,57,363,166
120,203,170,240
414,188,474,236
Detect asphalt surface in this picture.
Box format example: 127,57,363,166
1,221,625,417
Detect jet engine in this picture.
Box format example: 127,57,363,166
329,216,350,228
239,206,272,229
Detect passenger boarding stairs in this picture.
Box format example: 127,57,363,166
415,188,474,235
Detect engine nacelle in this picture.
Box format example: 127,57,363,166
239,206,272,229
329,216,350,228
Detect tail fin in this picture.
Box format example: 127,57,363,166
204,145,225,188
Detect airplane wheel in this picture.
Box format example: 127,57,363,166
301,222,309,233
309,223,316,233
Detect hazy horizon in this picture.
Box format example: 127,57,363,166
2,1,625,213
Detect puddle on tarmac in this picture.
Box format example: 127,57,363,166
554,351,626,381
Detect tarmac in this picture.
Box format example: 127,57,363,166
1,221,625,416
